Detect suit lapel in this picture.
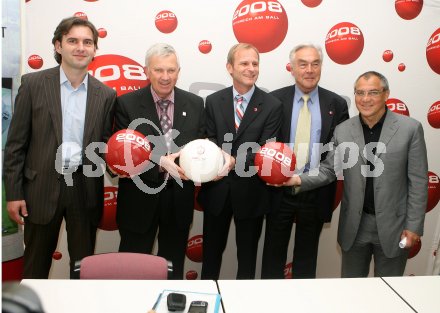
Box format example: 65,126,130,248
219,87,236,134
172,88,187,134
236,87,263,139
44,67,63,146
83,75,101,147
318,88,335,143
280,87,295,143
351,117,367,163
376,111,399,157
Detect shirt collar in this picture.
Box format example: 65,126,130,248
294,85,318,104
59,66,88,90
233,85,255,103
151,85,175,104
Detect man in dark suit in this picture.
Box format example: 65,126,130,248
3,17,116,278
113,43,205,279
198,43,282,279
262,44,349,279
283,71,427,277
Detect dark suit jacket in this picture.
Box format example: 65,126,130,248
271,85,349,222
198,86,282,220
3,66,116,225
114,86,206,232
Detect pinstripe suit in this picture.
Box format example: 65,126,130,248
3,66,116,278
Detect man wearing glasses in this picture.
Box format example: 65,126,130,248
273,71,428,277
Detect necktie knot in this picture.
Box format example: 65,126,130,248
158,99,169,112
302,94,310,105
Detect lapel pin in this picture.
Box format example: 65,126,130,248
329,111,334,115
254,108,258,112
182,112,186,116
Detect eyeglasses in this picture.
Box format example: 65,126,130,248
354,90,384,97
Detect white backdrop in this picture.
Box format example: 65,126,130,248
21,0,440,279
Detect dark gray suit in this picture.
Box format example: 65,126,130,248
3,66,116,278
300,110,428,275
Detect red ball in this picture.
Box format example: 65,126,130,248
408,240,421,259
255,142,296,184
301,0,322,8
155,10,178,33
395,0,423,20
325,22,364,65
398,63,406,72
52,251,62,260
427,171,440,213
427,101,440,128
99,186,118,231
382,50,394,62
285,62,291,72
198,40,212,54
28,54,43,70
386,98,410,116
186,234,203,263
74,12,88,20
98,28,107,38
106,129,151,176
232,0,288,53
185,270,198,280
426,28,440,75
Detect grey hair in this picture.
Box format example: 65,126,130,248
145,43,180,68
289,43,323,64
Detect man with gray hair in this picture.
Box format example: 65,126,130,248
262,43,349,279
112,43,205,279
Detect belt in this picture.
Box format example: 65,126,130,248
60,165,83,175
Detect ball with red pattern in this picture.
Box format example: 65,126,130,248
325,22,364,65
286,62,291,72
426,28,440,75
105,129,151,177
155,10,178,33
98,28,107,38
382,50,394,62
398,63,406,72
99,186,118,231
74,12,88,20
198,40,212,54
185,270,198,280
427,101,440,128
28,54,43,69
88,54,149,96
395,0,423,20
52,251,62,260
408,240,421,259
255,142,296,185
386,98,410,116
232,0,288,53
301,0,322,8
186,234,203,263
427,171,440,213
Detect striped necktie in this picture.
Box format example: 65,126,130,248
234,95,244,131
158,99,172,151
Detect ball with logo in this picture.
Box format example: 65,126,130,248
232,0,288,53
155,10,178,33
386,98,410,116
74,12,88,20
186,234,203,263
426,28,440,75
325,22,364,65
427,171,440,213
99,186,118,231
427,100,440,128
301,0,322,8
28,54,43,70
255,142,296,184
98,27,107,38
106,129,151,176
198,40,212,54
382,50,394,62
88,54,149,96
179,139,224,183
395,0,423,20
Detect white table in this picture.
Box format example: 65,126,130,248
22,279,222,313
217,278,414,313
382,275,440,313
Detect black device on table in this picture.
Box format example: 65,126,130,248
167,293,186,311
188,300,208,313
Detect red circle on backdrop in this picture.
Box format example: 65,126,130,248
74,12,88,20
286,62,291,72
194,185,203,212
284,262,293,279
232,0,288,53
386,98,410,116
426,28,440,75
301,0,322,8
98,28,107,38
155,10,178,33
408,240,421,259
105,129,151,176
185,270,198,280
198,40,212,54
382,50,394,62
395,0,423,20
52,251,62,260
427,171,440,213
398,63,406,72
332,180,344,211
28,54,43,69
186,234,203,263
427,100,440,128
325,22,364,65
88,54,149,96
255,142,296,185
99,186,118,231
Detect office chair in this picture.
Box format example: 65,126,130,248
73,252,173,280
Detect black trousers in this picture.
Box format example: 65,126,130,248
201,195,264,280
23,172,96,279
262,190,323,279
118,183,190,280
